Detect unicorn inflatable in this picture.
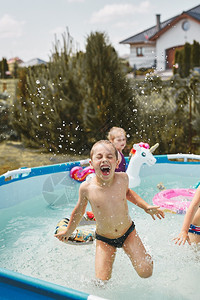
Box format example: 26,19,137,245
126,143,159,188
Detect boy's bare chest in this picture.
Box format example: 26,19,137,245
88,184,126,207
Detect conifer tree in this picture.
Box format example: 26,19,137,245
82,31,136,144
191,40,200,68
12,31,85,154
175,41,200,77
0,58,9,79
183,43,191,77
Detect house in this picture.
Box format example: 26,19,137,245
7,57,24,76
20,58,47,68
0,79,18,103
120,4,200,72
1,57,47,103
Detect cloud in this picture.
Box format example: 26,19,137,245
90,1,150,24
0,14,25,38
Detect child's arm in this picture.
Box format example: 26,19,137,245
55,183,88,242
174,186,200,245
126,188,165,220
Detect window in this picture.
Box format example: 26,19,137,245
182,20,190,31
136,47,144,56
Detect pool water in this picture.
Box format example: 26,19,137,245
0,169,200,300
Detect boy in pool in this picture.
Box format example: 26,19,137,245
55,140,165,281
174,185,200,245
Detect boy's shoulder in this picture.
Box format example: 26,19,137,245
79,177,96,191
80,180,90,189
79,180,92,199
115,172,128,182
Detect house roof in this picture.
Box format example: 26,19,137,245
20,58,47,67
7,57,24,64
120,4,200,45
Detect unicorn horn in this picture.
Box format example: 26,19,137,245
149,143,159,153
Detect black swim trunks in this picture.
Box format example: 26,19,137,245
95,222,135,248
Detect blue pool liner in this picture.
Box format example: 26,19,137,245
0,268,101,300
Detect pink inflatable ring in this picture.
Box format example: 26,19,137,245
70,166,95,182
152,188,196,214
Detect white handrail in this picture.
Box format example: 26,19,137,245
167,154,200,162
80,158,90,166
3,168,32,179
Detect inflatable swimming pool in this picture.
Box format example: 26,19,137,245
0,153,200,299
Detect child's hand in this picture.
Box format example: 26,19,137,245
54,230,69,242
145,205,165,220
173,231,191,246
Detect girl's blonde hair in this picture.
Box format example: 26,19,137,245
107,127,126,141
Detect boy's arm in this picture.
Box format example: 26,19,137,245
55,183,88,242
126,184,164,220
174,186,200,245
126,188,149,209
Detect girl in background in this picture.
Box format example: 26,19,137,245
108,127,127,172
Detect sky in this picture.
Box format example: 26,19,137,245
0,0,200,62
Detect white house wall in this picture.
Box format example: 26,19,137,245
156,18,200,71
129,44,156,69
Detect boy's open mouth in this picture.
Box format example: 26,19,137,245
100,166,111,176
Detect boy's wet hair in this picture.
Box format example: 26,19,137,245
90,140,118,159
107,127,126,141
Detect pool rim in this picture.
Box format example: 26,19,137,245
1,154,200,187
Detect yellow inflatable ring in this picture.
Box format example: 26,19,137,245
55,217,96,244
